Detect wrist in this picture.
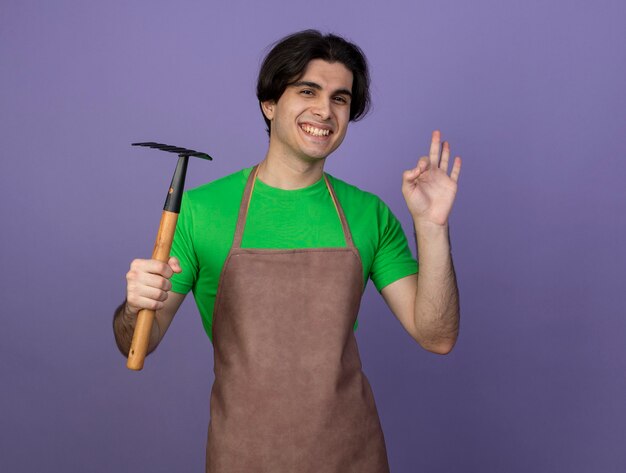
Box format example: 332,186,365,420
121,300,138,323
413,220,449,240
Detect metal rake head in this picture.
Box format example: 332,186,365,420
132,142,213,160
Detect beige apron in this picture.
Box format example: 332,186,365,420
206,165,390,473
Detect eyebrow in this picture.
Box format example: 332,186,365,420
291,80,352,98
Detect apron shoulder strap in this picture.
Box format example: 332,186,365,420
232,165,259,249
323,174,356,249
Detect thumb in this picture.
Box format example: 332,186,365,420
403,156,430,186
417,156,430,173
168,256,183,273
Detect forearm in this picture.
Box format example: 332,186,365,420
413,222,459,354
112,301,161,357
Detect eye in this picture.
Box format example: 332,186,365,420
333,96,349,104
300,89,314,96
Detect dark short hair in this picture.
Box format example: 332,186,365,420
257,29,371,135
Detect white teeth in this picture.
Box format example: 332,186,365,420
302,125,330,137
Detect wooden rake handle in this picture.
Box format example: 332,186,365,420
126,210,179,371
125,145,211,371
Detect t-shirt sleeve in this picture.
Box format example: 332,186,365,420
170,193,198,294
369,199,418,292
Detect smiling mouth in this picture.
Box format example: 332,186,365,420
300,124,332,137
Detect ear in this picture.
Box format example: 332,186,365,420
261,100,276,121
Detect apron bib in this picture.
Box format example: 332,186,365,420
206,165,390,473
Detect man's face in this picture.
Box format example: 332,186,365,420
262,59,353,162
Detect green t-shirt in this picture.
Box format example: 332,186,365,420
170,166,418,341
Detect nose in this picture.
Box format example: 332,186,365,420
311,97,331,120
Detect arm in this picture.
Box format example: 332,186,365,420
381,227,459,354
113,257,186,357
381,130,462,355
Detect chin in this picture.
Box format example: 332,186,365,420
299,142,341,161
301,149,334,161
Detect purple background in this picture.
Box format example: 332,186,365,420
1,1,625,472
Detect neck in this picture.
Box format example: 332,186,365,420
257,151,325,190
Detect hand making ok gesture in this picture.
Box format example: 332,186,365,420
402,130,462,228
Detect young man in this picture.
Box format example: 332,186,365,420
114,30,461,473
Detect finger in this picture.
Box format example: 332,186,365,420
146,272,173,290
429,130,441,167
412,156,430,178
127,285,170,310
168,256,182,273
450,157,462,182
137,286,170,302
440,141,450,173
130,271,172,291
133,295,167,312
418,155,430,173
132,259,174,278
402,168,418,183
403,156,429,182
